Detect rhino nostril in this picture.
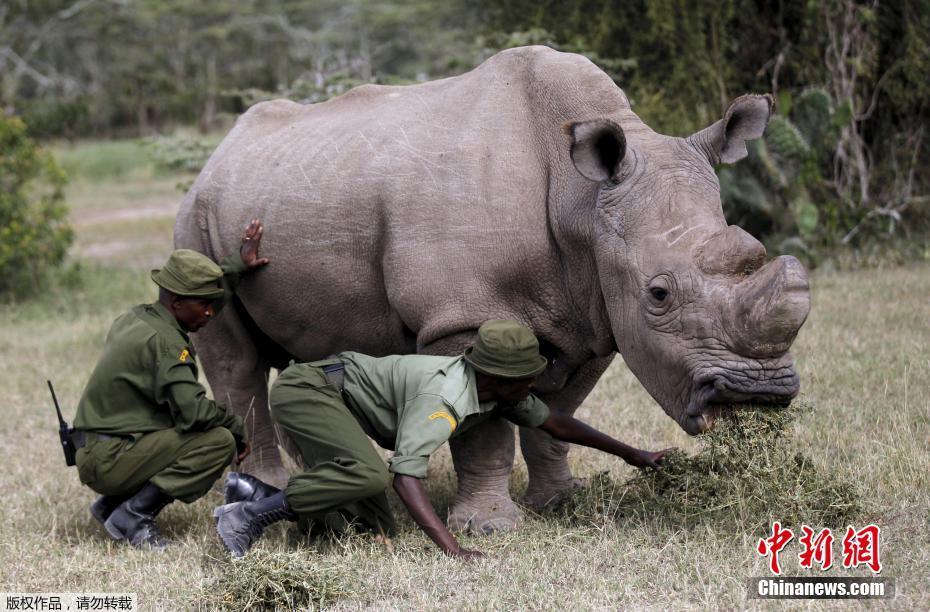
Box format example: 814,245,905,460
687,379,720,416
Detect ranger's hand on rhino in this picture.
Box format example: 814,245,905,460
238,218,270,270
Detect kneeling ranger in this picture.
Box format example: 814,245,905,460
73,219,269,549
215,319,672,558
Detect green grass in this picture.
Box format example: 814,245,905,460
51,131,225,184
52,139,156,182
2,141,927,608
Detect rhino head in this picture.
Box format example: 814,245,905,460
566,95,810,434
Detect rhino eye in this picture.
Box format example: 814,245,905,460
650,287,669,302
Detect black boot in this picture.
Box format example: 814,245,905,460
103,482,174,549
223,472,280,504
214,491,296,558
90,493,132,525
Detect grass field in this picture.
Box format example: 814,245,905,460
1,141,927,610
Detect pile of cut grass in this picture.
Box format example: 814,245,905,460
197,548,357,611
558,401,862,534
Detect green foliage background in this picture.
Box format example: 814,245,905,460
2,0,928,261
0,115,73,297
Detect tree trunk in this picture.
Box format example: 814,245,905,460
200,53,217,134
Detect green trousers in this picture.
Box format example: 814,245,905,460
270,363,395,534
75,427,236,503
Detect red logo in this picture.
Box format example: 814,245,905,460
842,525,882,573
798,525,834,570
757,521,794,575
757,523,883,575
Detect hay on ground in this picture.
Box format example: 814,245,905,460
198,548,357,611
557,401,862,534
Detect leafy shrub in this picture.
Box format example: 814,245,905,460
144,132,222,191
145,133,217,174
0,115,74,298
18,95,92,140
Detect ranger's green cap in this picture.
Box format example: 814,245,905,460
151,249,224,299
463,319,548,379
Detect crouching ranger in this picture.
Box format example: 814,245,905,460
215,319,673,558
73,219,269,549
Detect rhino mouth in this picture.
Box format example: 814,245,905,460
681,361,799,435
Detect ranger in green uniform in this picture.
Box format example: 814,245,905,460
214,319,672,558
74,219,269,549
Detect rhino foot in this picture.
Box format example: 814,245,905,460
521,477,584,510
447,494,522,535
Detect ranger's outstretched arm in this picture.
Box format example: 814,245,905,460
392,474,483,559
539,412,674,469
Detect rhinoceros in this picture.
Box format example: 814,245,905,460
174,45,810,533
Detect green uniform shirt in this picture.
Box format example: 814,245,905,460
74,255,247,440
338,352,550,478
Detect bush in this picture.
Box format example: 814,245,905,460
145,133,217,174
144,132,222,192
0,115,74,298
18,95,92,140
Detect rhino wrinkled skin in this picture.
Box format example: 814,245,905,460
174,46,810,533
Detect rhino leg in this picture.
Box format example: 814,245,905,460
417,333,520,534
520,355,614,508
447,418,520,534
194,301,290,489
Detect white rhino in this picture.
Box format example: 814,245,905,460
174,46,810,533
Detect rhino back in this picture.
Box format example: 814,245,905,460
175,46,638,358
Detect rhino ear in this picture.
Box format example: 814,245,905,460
564,119,627,182
689,94,774,165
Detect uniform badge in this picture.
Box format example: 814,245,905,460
428,411,457,432
179,348,190,362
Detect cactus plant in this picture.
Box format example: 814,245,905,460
719,88,841,263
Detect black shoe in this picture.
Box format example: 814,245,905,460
214,491,296,558
223,472,280,504
103,482,174,549
90,493,132,525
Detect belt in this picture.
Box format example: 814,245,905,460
321,362,346,392
71,430,123,450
